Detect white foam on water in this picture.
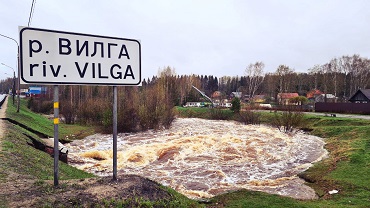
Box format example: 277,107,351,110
65,118,327,199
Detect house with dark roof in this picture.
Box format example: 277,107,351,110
348,89,370,103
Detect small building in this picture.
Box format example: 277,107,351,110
315,94,337,103
277,93,299,105
220,102,232,108
348,89,370,103
251,94,266,103
18,89,29,98
184,102,203,107
219,99,232,108
306,89,323,101
29,86,47,98
259,103,272,109
212,91,222,99
230,92,242,99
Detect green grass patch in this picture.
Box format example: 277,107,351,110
208,190,311,208
1,98,95,181
288,115,370,208
6,98,95,141
1,124,94,180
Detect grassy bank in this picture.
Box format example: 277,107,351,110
6,99,96,142
0,99,95,207
2,98,96,181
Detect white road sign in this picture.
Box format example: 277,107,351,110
19,27,141,86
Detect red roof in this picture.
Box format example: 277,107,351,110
278,93,299,99
306,89,323,99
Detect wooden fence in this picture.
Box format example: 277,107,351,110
315,102,370,114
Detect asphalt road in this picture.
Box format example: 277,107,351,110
256,109,370,120
304,112,370,120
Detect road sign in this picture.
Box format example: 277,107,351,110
19,27,141,86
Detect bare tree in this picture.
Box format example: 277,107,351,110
320,63,330,102
275,65,294,93
308,64,321,90
245,61,265,98
329,58,341,99
354,56,370,90
340,54,370,96
158,66,176,77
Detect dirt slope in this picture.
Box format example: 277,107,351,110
0,173,174,207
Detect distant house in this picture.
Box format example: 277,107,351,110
230,92,242,99
259,103,272,109
348,89,370,103
251,94,266,103
306,89,323,101
220,102,232,108
315,94,337,103
243,94,251,102
184,102,203,107
212,91,222,98
277,93,299,105
19,89,29,98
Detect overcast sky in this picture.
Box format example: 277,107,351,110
1,0,370,82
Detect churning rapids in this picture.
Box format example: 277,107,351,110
66,118,327,199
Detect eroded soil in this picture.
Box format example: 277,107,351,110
0,171,174,207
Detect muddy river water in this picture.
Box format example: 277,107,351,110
66,118,327,199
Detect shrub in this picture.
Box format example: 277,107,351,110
161,107,176,129
75,99,110,125
271,105,306,133
118,107,139,132
115,83,176,132
27,97,53,114
209,108,231,120
230,97,241,113
60,101,76,124
237,110,261,125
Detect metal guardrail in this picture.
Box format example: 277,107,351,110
0,94,7,108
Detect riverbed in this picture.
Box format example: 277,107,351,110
65,118,327,199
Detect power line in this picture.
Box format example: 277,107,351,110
28,0,36,27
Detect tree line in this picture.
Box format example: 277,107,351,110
222,54,370,102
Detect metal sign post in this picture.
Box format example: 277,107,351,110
113,86,118,180
53,85,59,186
